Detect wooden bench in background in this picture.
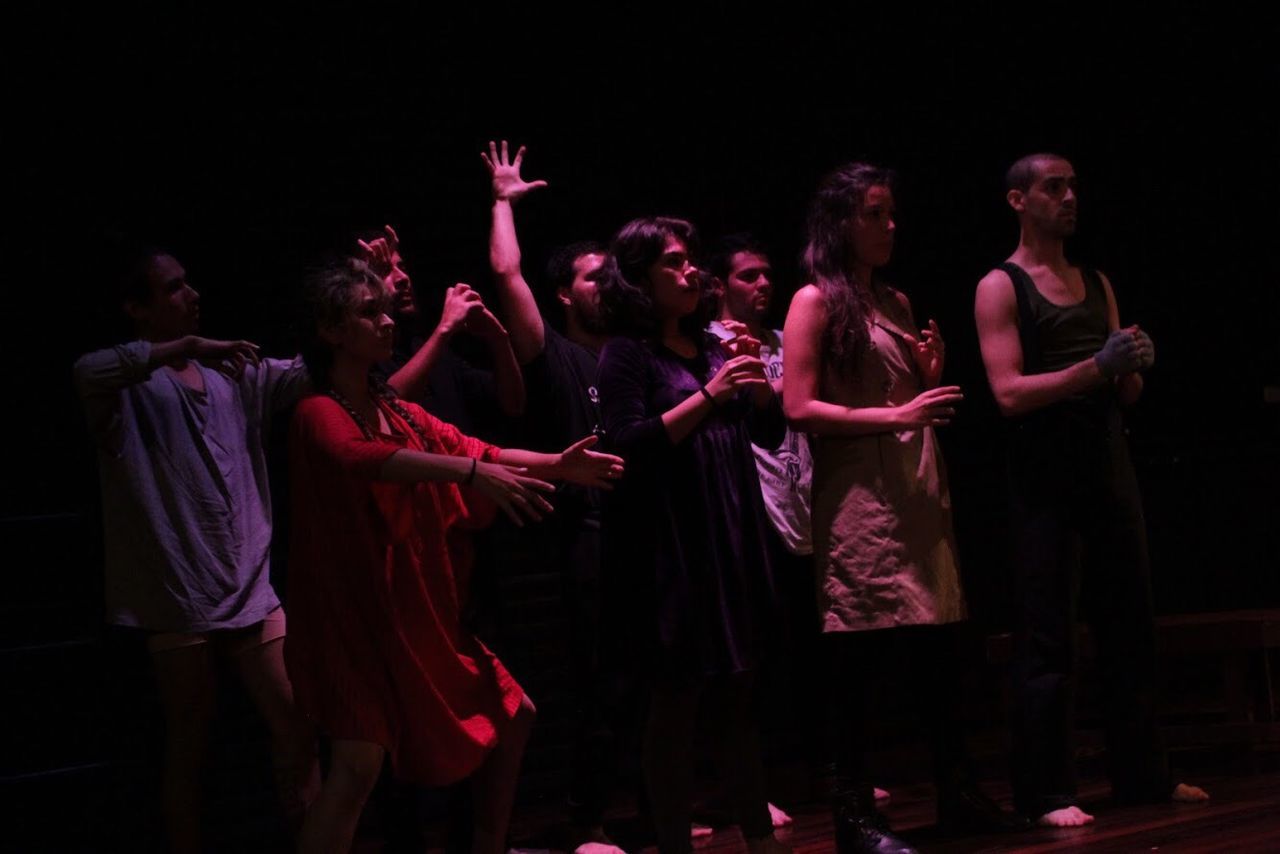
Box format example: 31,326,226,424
987,609,1280,748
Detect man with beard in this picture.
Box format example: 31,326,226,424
481,140,620,854
974,153,1208,827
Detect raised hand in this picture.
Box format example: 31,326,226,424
704,354,770,403
436,284,509,341
356,225,401,281
554,435,625,490
903,319,945,388
187,336,262,379
480,140,549,203
469,461,556,527
896,385,964,428
718,319,762,359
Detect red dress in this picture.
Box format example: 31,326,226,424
285,394,524,785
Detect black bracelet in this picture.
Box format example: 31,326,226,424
698,386,717,407
464,457,478,485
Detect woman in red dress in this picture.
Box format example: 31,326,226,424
287,258,624,853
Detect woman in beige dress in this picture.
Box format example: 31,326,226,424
783,163,1026,853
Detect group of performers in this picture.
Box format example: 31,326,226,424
75,143,1208,854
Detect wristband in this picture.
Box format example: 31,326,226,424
699,386,717,407
464,457,478,485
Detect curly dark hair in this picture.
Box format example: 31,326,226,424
597,216,714,341
297,255,385,392
801,162,896,375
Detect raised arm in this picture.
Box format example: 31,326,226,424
782,285,962,435
973,269,1143,417
481,140,550,364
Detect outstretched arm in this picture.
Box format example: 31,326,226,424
782,286,963,434
481,140,550,364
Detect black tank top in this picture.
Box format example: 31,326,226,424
998,262,1114,416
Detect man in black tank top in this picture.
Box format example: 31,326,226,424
974,153,1208,826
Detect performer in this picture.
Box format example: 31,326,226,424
595,216,789,854
784,163,1023,853
356,223,525,439
481,141,622,852
286,257,622,854
73,248,318,854
973,152,1209,826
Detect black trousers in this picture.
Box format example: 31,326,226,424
1007,409,1169,815
560,518,618,827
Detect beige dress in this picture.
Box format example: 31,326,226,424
811,286,967,633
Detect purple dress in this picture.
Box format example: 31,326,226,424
597,334,784,684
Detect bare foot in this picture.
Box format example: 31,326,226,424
575,843,627,854
1172,782,1210,803
768,802,793,828
874,787,891,803
1037,805,1094,827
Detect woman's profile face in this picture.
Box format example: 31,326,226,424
646,235,701,321
324,281,395,363
849,184,896,269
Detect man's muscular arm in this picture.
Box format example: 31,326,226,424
975,269,1135,417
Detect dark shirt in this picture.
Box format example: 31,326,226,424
522,327,604,521
379,335,509,444
596,333,783,682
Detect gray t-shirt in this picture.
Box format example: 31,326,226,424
74,341,309,631
709,321,813,555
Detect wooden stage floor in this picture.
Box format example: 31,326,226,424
507,769,1280,854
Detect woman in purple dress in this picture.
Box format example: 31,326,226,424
595,217,789,854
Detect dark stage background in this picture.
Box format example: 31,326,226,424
3,3,1278,847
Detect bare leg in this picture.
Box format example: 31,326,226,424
234,637,320,833
299,739,385,854
472,694,537,854
152,642,217,854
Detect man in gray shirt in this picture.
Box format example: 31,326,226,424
74,249,318,853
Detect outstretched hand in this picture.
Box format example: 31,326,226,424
469,462,556,527
481,140,549,203
188,336,261,380
902,319,945,388
555,435,625,490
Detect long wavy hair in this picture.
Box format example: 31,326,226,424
801,162,896,376
597,216,714,341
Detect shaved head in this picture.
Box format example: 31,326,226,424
1006,152,1070,193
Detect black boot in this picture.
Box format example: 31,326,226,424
936,780,1032,834
832,792,918,854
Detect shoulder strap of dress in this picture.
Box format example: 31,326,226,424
997,262,1043,375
